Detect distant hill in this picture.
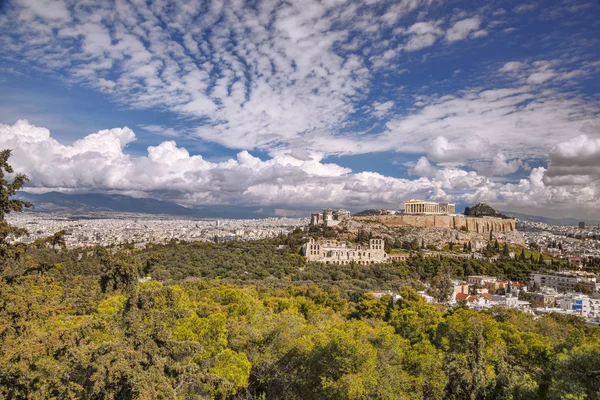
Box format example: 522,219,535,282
501,210,600,227
353,209,383,216
464,203,510,219
15,191,291,219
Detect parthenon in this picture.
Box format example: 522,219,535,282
404,199,456,215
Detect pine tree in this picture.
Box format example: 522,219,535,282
519,248,526,261
0,149,32,257
0,149,32,221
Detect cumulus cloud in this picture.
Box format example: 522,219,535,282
0,120,436,208
2,120,599,217
472,152,527,176
408,156,438,177
544,134,600,186
427,136,492,163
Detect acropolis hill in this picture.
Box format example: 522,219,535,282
351,214,516,234
343,215,523,251
311,202,523,250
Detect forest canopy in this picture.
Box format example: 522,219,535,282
1,239,599,399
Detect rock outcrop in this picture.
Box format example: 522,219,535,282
464,203,507,218
351,215,516,233
341,215,523,250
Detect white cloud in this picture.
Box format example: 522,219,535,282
139,124,184,138
514,3,537,14
499,61,525,73
0,120,434,208
0,0,504,157
427,136,492,163
371,101,395,118
402,21,443,51
445,16,482,43
381,87,598,161
472,152,526,176
544,134,600,186
2,120,599,217
408,156,438,177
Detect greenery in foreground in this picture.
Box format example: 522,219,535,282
1,150,599,399
1,241,599,400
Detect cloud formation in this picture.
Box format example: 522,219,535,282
1,120,599,218
0,0,599,217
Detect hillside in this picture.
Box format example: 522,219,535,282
15,191,287,219
0,234,595,399
342,215,524,250
502,210,600,227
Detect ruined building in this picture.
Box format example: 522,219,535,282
310,208,351,227
302,238,408,264
404,199,456,215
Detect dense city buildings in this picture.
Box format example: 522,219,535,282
7,212,308,248
403,199,456,215
517,219,600,260
530,272,600,294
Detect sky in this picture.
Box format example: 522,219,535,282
0,0,599,219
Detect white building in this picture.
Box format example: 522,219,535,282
560,294,600,319
404,199,456,215
530,272,600,293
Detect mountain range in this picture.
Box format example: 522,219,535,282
500,211,600,227
15,191,288,219
14,191,599,226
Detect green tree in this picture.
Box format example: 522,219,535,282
549,342,600,399
48,230,67,252
0,149,32,258
429,274,454,303
100,252,142,292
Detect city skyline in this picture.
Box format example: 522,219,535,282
0,0,599,219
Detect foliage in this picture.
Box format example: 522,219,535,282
0,216,595,398
0,149,32,258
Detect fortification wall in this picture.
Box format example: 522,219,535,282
352,215,516,233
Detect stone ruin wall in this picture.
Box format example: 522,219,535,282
352,215,516,233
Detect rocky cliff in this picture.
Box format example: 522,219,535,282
342,215,523,250
351,215,516,233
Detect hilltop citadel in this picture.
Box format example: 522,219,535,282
304,200,519,264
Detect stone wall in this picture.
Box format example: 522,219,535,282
352,215,516,233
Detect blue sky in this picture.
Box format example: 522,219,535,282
0,0,599,218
